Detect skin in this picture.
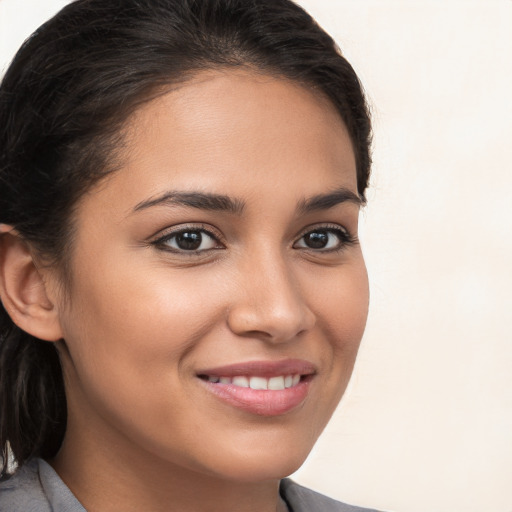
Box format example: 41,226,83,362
38,69,368,511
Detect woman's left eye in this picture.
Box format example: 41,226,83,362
154,228,222,252
293,227,354,251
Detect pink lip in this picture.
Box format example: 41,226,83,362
196,358,316,378
196,359,315,416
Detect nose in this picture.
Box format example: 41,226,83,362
226,253,316,343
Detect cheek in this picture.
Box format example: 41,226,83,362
58,257,227,409
65,255,225,352
310,257,369,349
301,256,369,409
312,258,369,401
57,263,230,459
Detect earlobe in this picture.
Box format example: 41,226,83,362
0,225,63,342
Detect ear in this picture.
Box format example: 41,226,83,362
0,225,63,342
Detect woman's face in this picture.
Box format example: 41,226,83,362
53,69,369,482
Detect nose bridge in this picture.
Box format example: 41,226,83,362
227,246,316,341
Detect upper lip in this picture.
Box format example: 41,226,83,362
196,358,316,378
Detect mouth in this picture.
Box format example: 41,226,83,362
198,374,304,390
196,359,315,416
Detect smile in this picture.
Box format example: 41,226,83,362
201,374,302,390
196,360,315,416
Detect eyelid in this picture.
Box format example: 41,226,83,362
149,223,226,251
292,223,357,251
294,222,351,240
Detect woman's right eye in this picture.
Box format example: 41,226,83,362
153,228,223,253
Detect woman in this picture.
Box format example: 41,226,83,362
0,0,377,510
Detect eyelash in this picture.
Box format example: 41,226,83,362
150,223,357,255
293,224,357,253
151,224,224,255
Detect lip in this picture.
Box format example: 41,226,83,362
196,359,316,416
196,358,316,378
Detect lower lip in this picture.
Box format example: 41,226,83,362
199,378,312,416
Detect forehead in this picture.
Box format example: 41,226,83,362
85,69,357,216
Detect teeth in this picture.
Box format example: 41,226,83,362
268,376,285,390
249,376,268,390
207,374,303,389
232,376,249,388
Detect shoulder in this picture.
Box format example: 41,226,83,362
0,458,85,512
280,479,384,512
0,458,52,512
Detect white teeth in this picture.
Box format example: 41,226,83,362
207,374,303,389
249,376,268,390
232,376,249,388
268,376,285,390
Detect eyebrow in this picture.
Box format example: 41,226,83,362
297,187,363,214
132,186,361,216
133,191,246,215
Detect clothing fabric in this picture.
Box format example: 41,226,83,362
279,478,383,512
0,458,382,512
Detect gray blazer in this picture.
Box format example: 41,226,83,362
0,459,383,512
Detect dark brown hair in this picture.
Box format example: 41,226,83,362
0,0,372,476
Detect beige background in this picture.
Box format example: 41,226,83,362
1,2,511,511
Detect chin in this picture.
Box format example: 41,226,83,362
214,459,306,484
197,440,312,484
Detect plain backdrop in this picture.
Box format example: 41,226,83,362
1,2,511,511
